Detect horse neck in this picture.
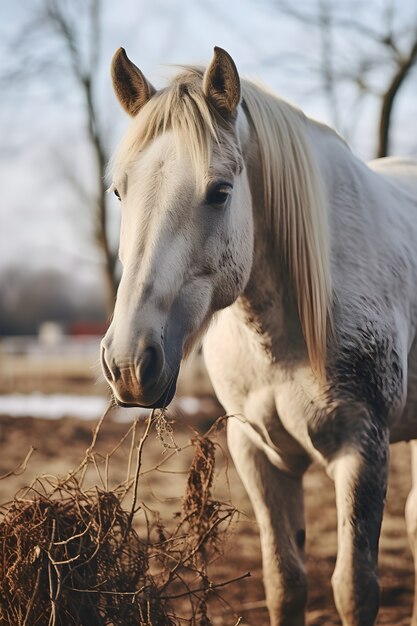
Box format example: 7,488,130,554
237,242,306,364
236,129,306,363
237,115,353,366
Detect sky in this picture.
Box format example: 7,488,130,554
1,0,416,289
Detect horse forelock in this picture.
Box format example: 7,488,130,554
110,67,240,191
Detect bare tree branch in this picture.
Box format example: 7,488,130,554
378,38,417,157
271,0,417,156
3,0,118,312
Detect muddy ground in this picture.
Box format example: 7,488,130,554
0,410,415,625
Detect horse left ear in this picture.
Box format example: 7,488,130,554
203,47,241,118
111,47,156,117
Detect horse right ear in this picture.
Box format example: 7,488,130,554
111,48,156,117
203,47,241,118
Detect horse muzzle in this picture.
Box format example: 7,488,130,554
100,340,179,408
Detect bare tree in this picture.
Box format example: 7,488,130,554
271,0,417,157
4,0,117,313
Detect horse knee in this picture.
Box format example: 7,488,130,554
332,563,379,626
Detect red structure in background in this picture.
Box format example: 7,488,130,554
68,321,109,337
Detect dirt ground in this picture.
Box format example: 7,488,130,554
0,410,415,625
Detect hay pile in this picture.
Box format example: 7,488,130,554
0,412,244,625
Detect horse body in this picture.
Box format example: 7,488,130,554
103,47,417,625
203,124,417,624
205,123,417,457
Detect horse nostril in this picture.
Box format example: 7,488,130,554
101,345,120,383
137,346,159,387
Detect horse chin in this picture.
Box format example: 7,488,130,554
114,368,180,410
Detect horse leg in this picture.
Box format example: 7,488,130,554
329,429,389,626
405,440,417,625
227,419,307,626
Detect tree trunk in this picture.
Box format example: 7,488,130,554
377,41,417,158
83,76,117,315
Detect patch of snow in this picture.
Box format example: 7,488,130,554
0,393,108,420
0,393,214,422
176,396,201,414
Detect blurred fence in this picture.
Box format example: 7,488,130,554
0,336,103,394
0,336,214,397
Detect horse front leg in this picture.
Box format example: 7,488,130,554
227,419,307,626
328,423,389,626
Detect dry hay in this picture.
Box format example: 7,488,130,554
0,411,245,625
0,488,161,626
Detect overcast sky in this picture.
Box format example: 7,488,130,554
1,0,416,287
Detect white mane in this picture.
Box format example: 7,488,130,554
242,81,333,375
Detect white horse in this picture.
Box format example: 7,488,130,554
101,46,417,626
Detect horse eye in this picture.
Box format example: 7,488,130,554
206,183,232,206
114,188,121,201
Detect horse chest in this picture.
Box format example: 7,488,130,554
204,312,326,469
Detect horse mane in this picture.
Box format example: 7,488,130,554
111,68,333,375
241,81,333,375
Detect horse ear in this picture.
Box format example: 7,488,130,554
111,48,156,117
203,47,241,118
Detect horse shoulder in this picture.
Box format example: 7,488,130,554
328,307,408,418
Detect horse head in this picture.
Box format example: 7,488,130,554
101,47,254,407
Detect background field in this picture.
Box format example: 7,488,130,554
0,409,415,625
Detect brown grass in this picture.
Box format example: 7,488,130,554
0,411,244,626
